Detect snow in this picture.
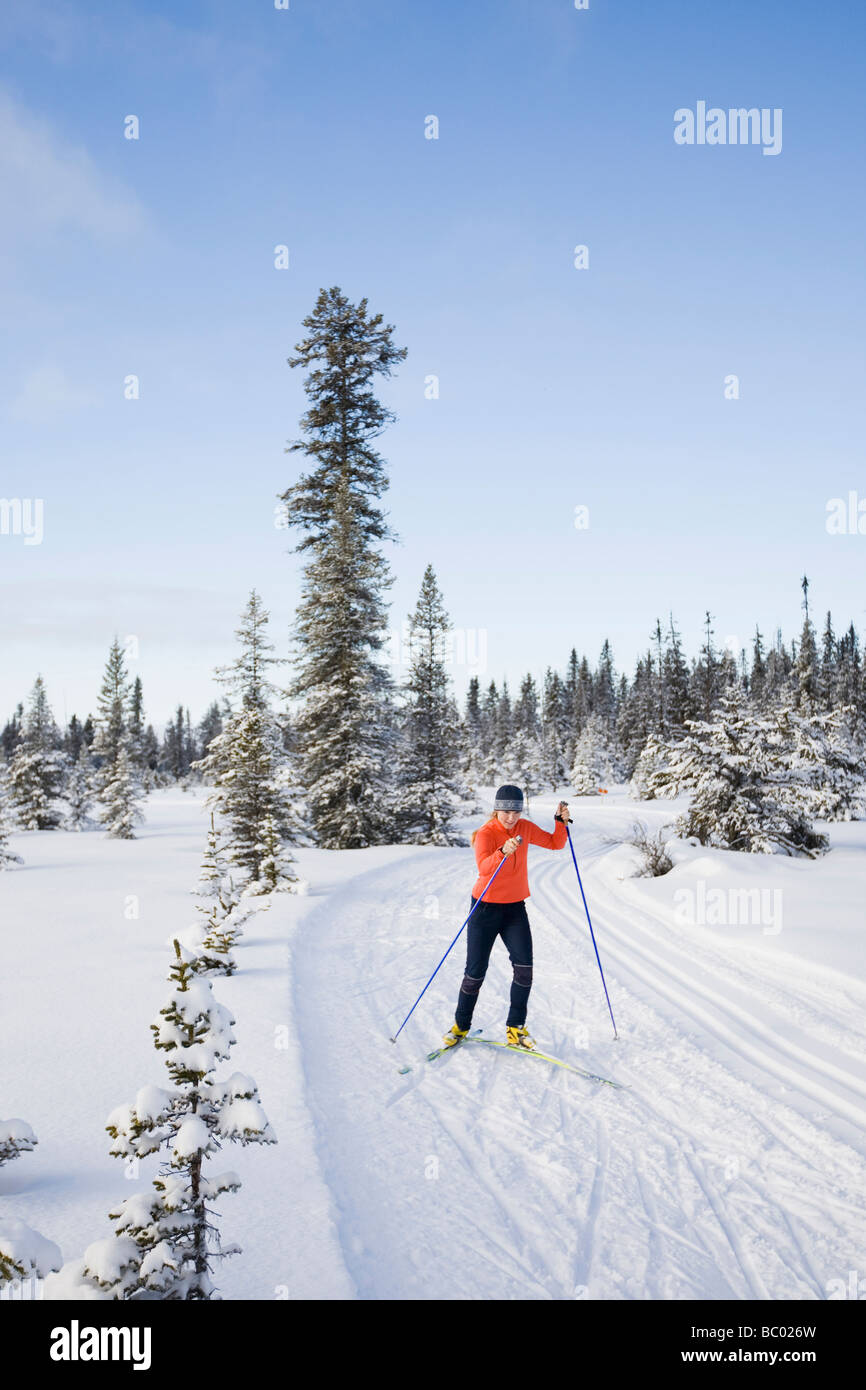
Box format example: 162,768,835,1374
2,785,866,1299
0,1217,62,1277
0,1119,37,1153
171,1116,213,1161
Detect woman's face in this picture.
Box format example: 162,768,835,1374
496,809,520,831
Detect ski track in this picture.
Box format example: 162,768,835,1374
291,824,866,1300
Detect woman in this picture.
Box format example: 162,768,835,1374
443,784,571,1051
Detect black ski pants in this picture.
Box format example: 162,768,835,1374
455,898,533,1029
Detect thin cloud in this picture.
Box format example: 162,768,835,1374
0,87,144,246
8,364,100,422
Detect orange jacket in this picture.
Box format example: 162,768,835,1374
470,815,568,903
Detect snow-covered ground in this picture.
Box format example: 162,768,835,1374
2,787,865,1300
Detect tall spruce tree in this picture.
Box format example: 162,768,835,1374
279,287,406,848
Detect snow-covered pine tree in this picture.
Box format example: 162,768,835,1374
279,288,406,849
99,736,144,840
570,713,619,795
197,702,224,762
173,816,255,976
462,676,486,792
575,655,593,729
616,655,655,776
8,676,67,830
193,591,299,889
127,677,146,781
397,565,469,845
479,681,499,784
487,681,515,784
629,732,670,801
65,713,85,760
651,618,667,737
540,668,569,790
0,1218,62,1286
140,725,161,789
0,1120,60,1288
161,705,194,783
0,770,24,867
718,644,740,693
795,575,819,714
507,675,545,809
691,611,721,719
835,624,864,734
776,705,866,822
92,638,131,796
244,812,301,895
750,627,768,708
195,811,230,900
819,611,837,710
663,613,693,732
57,941,276,1300
594,641,617,729
63,745,95,830
764,627,794,707
637,687,827,856
1,702,24,760
0,1117,37,1165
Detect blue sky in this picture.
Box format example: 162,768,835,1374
1,0,864,730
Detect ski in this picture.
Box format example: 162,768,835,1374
462,1035,627,1089
397,1028,483,1074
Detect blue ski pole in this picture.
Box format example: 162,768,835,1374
389,835,522,1043
565,823,618,1039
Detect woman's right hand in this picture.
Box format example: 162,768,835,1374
501,837,520,856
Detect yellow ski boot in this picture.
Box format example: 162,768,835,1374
506,1025,537,1051
442,1023,470,1048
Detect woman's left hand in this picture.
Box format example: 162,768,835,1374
556,801,571,822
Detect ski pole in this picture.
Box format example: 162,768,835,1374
565,823,618,1039
389,836,522,1043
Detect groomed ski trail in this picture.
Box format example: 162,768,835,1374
290,816,866,1300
